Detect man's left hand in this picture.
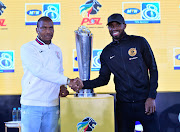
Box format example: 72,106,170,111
59,85,69,97
145,98,156,115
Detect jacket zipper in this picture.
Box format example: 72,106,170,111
120,47,134,102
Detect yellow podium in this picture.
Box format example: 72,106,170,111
60,94,114,132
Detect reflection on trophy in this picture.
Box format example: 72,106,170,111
75,26,95,97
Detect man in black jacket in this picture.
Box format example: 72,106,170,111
73,13,160,132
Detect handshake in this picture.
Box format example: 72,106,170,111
59,77,84,97
68,77,84,92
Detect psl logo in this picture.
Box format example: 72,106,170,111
80,0,102,25
77,117,97,132
0,1,6,16
0,18,6,26
0,1,6,26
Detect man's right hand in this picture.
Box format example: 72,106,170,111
59,85,69,97
68,77,84,92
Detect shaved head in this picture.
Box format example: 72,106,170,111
37,16,53,27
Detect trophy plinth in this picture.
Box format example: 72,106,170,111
74,26,95,97
74,89,95,97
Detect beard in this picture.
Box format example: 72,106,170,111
110,31,125,41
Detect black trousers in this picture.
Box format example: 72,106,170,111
116,100,160,132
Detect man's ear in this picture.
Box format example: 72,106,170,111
124,24,127,30
36,28,39,34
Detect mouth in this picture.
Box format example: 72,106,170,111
112,31,119,36
46,34,53,37
45,35,53,39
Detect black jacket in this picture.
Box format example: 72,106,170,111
83,33,158,102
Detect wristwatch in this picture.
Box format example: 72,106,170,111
67,78,71,85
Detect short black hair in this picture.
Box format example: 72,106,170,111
37,16,53,27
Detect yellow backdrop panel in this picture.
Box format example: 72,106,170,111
0,0,180,95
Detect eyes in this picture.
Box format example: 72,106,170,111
108,23,122,30
40,26,54,31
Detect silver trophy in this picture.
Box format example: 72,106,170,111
75,26,95,97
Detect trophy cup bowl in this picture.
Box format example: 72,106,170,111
74,26,95,97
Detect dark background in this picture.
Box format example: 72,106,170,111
0,92,180,132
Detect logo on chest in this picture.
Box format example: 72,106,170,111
128,48,138,60
110,55,115,59
55,51,60,59
128,48,137,56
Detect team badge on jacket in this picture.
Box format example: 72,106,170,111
55,51,60,59
128,48,137,57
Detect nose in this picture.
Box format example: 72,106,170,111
111,26,119,30
46,27,53,33
46,28,51,33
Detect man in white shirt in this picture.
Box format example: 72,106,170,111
20,16,81,132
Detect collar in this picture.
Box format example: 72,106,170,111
35,37,52,45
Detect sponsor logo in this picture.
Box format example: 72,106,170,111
129,57,138,60
92,49,102,71
0,1,7,27
27,9,42,16
173,48,180,70
80,0,102,25
0,51,14,73
124,8,140,14
0,1,6,16
110,55,115,59
25,3,60,25
73,49,102,71
0,19,6,26
81,17,101,25
77,117,97,132
175,54,180,60
122,2,160,24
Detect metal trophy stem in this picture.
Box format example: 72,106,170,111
74,26,95,97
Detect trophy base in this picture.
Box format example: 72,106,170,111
74,92,96,97
74,89,95,97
